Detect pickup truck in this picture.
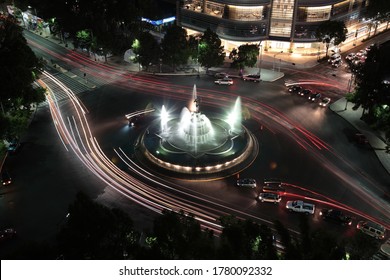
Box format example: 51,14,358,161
286,200,315,215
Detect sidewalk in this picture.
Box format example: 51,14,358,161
329,97,390,175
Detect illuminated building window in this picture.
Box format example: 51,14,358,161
297,6,331,22
227,5,264,21
269,0,295,37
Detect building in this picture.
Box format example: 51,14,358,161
177,0,370,53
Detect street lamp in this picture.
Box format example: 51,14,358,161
258,43,263,77
196,38,201,77
345,73,355,110
273,51,283,71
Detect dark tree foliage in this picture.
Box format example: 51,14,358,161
229,44,259,71
274,220,302,259
316,20,347,57
349,43,390,126
0,15,44,139
218,216,277,259
144,210,215,259
198,28,225,71
346,231,380,260
187,35,200,60
160,25,190,71
132,31,160,70
57,192,140,259
22,0,154,55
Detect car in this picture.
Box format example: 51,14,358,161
0,228,17,242
357,221,386,240
214,72,229,79
215,77,233,85
365,43,375,52
319,209,352,226
288,85,303,94
257,192,281,203
262,178,286,194
319,97,331,107
332,59,343,68
308,92,321,102
236,178,257,188
355,133,369,144
1,170,12,186
128,116,141,127
328,53,341,63
285,200,315,215
345,53,356,61
242,74,261,82
298,89,312,97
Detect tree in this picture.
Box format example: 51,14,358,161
57,192,140,259
218,215,277,259
229,44,259,72
198,28,225,71
349,43,390,124
160,25,190,72
0,15,44,140
145,210,215,259
132,32,160,71
345,231,380,260
315,20,347,57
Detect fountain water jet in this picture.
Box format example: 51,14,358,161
137,85,258,177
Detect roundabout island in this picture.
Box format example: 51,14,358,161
133,85,259,180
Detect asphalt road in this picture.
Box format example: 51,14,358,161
1,31,389,256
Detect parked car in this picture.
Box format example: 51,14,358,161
332,59,343,68
357,221,386,240
308,92,321,102
214,72,229,79
328,53,341,63
345,53,356,61
257,192,281,203
242,74,261,82
319,209,352,226
319,97,331,107
298,89,312,97
215,77,233,85
286,200,315,215
236,178,257,188
262,178,286,194
288,85,303,94
1,170,12,186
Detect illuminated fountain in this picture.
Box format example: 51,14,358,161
137,85,258,178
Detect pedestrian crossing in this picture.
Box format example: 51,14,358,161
39,72,91,106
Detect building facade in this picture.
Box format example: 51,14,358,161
178,0,369,53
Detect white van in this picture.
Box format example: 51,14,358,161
357,221,386,240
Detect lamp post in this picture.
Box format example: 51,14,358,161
196,38,200,77
273,51,283,71
258,43,263,77
345,73,355,110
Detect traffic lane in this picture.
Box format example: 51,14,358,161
247,78,389,195
79,84,389,229
266,83,389,196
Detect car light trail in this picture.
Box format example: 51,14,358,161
35,41,390,235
